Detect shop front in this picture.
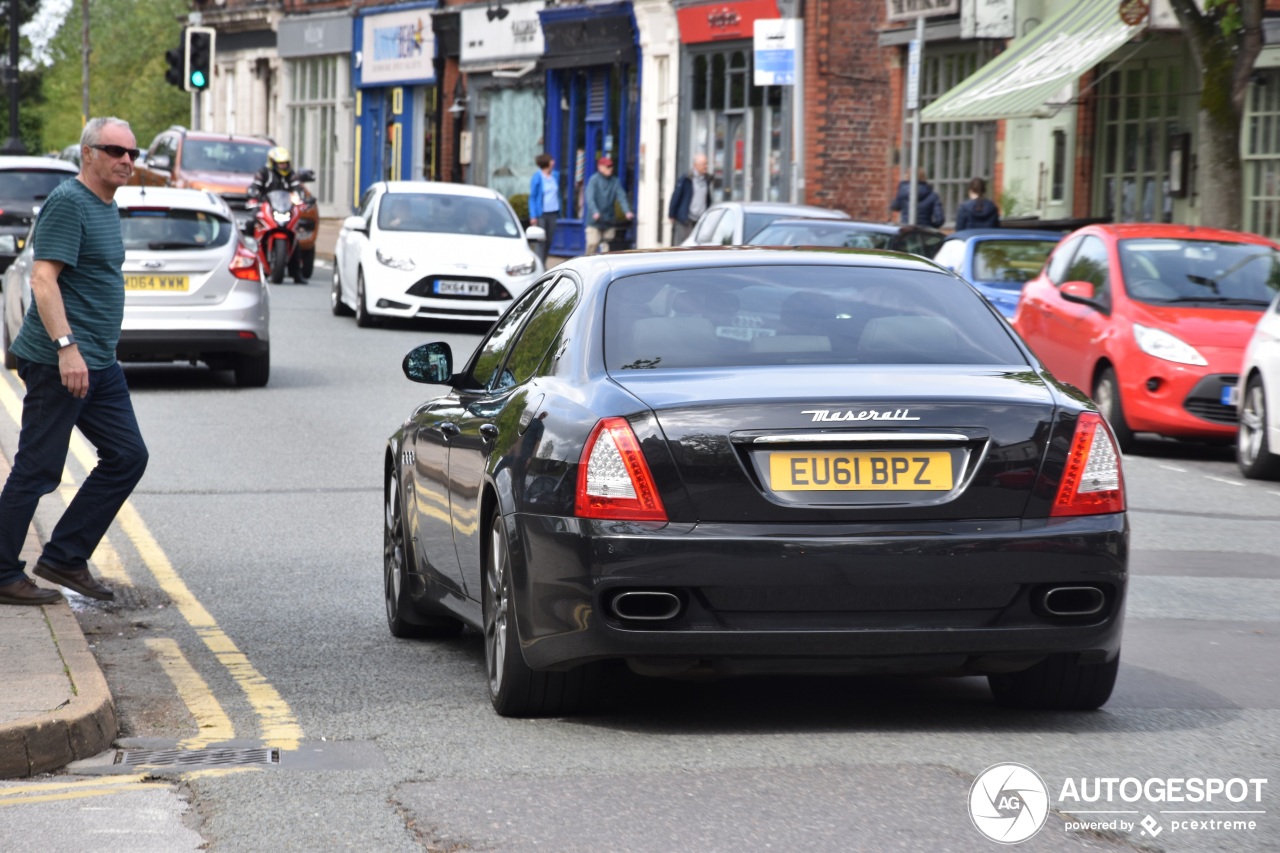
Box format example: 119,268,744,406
460,1,548,209
539,2,640,257
354,2,440,205
674,0,792,205
279,12,354,218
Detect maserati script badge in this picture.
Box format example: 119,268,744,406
802,408,921,422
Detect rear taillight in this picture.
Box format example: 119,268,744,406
1051,412,1125,517
230,244,261,281
575,417,667,522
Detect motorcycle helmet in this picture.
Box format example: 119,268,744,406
268,146,291,176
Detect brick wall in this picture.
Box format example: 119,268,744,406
803,0,897,219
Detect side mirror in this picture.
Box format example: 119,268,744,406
525,225,546,243
296,169,316,183
1059,280,1104,310
403,342,454,385
148,154,172,171
342,215,368,234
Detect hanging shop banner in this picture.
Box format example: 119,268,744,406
461,1,546,64
358,8,437,86
677,0,780,44
753,18,798,86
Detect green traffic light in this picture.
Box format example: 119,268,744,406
191,71,206,88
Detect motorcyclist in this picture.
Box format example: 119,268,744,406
248,146,303,198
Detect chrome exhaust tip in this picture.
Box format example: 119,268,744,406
1041,586,1105,617
610,591,682,622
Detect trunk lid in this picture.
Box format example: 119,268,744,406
615,365,1059,522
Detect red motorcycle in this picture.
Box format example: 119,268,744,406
246,171,316,284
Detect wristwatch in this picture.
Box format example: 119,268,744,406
54,334,77,350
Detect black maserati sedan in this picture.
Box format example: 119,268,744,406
384,248,1128,717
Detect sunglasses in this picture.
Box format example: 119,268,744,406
89,144,141,161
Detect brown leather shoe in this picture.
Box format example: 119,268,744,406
0,576,64,606
32,563,114,601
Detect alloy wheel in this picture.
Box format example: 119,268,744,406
384,481,404,625
485,523,508,694
1239,383,1266,467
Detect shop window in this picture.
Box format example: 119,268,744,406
1094,58,1182,223
914,44,996,225
287,56,340,206
1245,69,1280,240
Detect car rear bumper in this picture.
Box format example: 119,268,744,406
508,512,1128,674
118,329,268,360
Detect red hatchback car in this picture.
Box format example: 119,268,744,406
1013,225,1280,451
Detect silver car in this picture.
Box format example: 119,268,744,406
680,201,851,247
2,186,270,386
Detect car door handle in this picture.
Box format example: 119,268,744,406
440,422,459,437
479,424,499,441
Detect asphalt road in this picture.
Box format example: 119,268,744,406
1,266,1277,852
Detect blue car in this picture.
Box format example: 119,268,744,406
932,229,1063,318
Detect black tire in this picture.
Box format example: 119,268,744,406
355,269,377,328
989,652,1119,710
331,265,353,316
485,510,605,717
384,474,463,639
233,350,270,388
300,248,315,281
1237,375,1280,479
269,239,287,285
1093,367,1134,452
288,251,303,284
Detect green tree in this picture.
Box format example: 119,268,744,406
1168,0,1264,231
35,0,190,152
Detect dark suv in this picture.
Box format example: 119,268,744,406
131,127,318,279
0,157,79,274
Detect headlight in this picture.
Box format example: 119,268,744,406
273,210,292,224
376,249,415,271
1132,323,1208,366
505,259,537,277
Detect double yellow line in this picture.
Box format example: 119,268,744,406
0,373,302,751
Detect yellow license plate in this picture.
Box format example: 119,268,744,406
768,451,953,491
125,274,189,292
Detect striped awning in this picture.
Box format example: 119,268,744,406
920,0,1146,123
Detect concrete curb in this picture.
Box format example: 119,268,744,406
0,600,118,778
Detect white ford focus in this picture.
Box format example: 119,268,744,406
331,181,544,327
1237,293,1280,479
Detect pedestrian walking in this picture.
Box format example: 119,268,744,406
955,176,1001,231
528,153,559,264
0,116,148,607
890,169,945,229
668,153,711,246
584,156,633,256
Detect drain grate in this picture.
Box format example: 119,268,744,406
114,747,280,768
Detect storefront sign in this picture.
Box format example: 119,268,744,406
677,0,779,44
753,18,798,86
358,8,437,86
461,1,545,63
885,0,959,23
1118,0,1149,27
279,13,352,58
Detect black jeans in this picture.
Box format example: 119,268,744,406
534,212,559,263
0,359,148,584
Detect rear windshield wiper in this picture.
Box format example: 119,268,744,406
146,241,206,250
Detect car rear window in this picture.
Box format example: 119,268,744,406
751,223,894,250
180,141,273,174
377,193,520,237
119,208,235,251
605,265,1028,370
1118,238,1280,307
0,169,75,200
973,240,1058,283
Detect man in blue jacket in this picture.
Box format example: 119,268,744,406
668,153,711,246
890,169,945,228
584,156,633,255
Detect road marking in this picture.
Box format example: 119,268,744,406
0,774,149,797
1159,464,1188,473
1269,490,1280,498
1205,475,1243,486
0,785,163,807
144,637,236,748
1,369,302,750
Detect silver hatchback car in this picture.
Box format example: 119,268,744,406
3,186,270,386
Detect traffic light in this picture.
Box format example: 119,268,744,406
164,35,185,90
184,27,215,93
